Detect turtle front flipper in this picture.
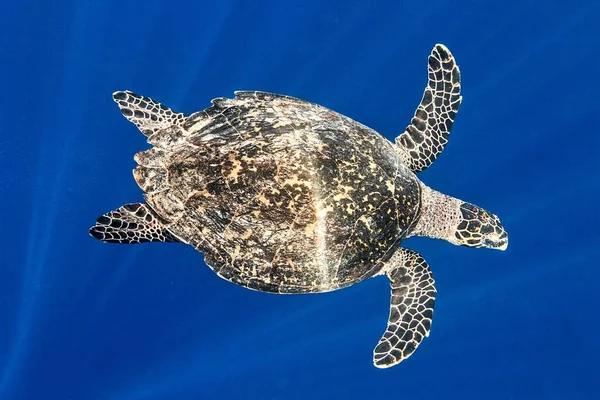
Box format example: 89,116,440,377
112,90,187,136
89,203,180,244
395,44,462,173
373,248,436,368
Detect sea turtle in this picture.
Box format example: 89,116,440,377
90,44,508,368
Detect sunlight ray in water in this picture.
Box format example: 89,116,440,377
92,248,143,314
0,168,47,395
0,1,112,394
467,2,594,108
72,1,171,310
284,3,368,97
175,4,232,100
102,295,333,400
88,2,233,320
0,79,75,397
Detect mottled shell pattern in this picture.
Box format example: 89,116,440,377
134,91,421,293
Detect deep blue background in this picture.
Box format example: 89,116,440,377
1,1,599,399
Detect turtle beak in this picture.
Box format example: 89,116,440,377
497,230,508,251
484,231,508,251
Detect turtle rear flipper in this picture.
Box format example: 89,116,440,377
112,90,188,136
89,203,179,244
395,44,462,173
373,248,436,368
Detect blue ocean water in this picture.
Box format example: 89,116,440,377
1,0,599,399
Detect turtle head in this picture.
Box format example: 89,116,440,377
409,184,508,250
451,202,508,250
